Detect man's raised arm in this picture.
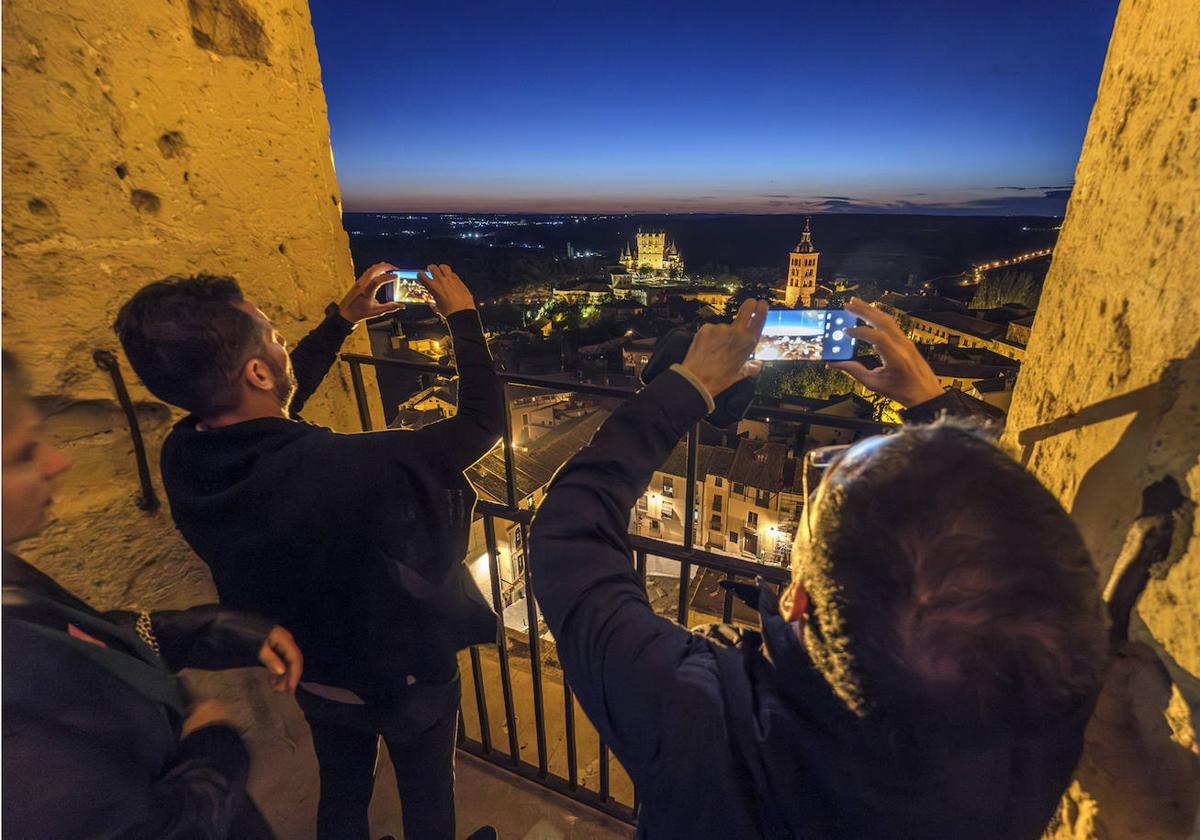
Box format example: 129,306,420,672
289,262,404,416
529,301,767,776
411,265,506,470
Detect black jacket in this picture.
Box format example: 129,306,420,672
1,552,274,840
160,309,504,707
529,374,1090,839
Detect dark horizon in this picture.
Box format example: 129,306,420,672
343,208,1067,220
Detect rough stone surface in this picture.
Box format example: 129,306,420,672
1,1,375,834
1000,1,1200,835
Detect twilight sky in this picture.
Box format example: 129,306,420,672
309,0,1119,216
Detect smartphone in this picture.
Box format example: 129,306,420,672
753,308,858,361
374,269,434,304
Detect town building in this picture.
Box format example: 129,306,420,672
552,279,612,305
631,437,807,568
671,286,733,310
622,337,659,381
620,230,684,274
784,218,820,308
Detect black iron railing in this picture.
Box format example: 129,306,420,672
339,351,894,825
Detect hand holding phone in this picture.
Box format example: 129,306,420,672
753,308,859,361
826,297,943,407
374,269,436,305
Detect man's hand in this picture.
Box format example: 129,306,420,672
418,264,475,318
827,297,943,408
338,262,406,323
257,625,303,693
679,299,768,397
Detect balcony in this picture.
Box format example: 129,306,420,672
339,351,894,829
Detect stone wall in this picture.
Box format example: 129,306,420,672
1000,0,1200,836
2,1,379,834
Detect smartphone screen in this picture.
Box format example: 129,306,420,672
754,308,857,361
374,269,434,304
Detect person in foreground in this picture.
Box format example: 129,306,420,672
529,298,1109,839
1,350,303,840
115,264,504,840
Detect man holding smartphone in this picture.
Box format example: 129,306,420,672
115,264,504,840
529,298,1107,839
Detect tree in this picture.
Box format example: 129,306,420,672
969,269,1042,309
756,363,852,399
725,279,776,317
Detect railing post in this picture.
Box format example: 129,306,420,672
468,646,491,754
599,740,611,803
722,573,736,623
348,359,373,432
678,423,698,624
500,383,519,509
564,681,578,790
521,519,550,778
483,515,521,766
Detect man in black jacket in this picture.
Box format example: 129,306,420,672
1,350,303,839
530,298,1108,839
115,263,504,840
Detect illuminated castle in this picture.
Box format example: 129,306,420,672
620,230,684,274
785,218,820,308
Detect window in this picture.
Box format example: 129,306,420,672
755,489,771,507
650,519,661,533
714,477,723,488
662,476,675,498
729,531,738,545
712,494,723,513
637,495,648,513
746,511,759,530
743,531,759,556
733,483,745,496
661,499,675,519
710,514,722,532
522,414,529,426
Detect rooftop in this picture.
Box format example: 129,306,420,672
908,309,1009,340
469,409,609,502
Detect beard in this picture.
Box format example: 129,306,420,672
267,356,298,413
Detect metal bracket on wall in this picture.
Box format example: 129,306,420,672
93,350,161,513
1104,476,1187,647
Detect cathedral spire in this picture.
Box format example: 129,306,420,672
796,216,815,253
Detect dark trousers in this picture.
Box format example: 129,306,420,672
297,675,460,840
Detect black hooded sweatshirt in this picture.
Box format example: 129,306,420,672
529,371,1095,839
160,309,503,709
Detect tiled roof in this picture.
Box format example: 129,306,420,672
468,409,608,503
909,310,1008,340
728,440,789,493
659,442,737,483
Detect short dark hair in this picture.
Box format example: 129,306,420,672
803,418,1107,735
114,274,262,416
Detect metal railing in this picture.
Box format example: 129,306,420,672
339,351,895,825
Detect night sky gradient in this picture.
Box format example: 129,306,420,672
309,0,1119,215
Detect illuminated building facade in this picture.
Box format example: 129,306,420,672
620,230,684,274
785,218,820,308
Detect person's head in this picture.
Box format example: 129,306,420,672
787,417,1107,736
2,351,71,547
114,275,295,420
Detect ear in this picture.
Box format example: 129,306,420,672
781,577,809,622
243,357,276,394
